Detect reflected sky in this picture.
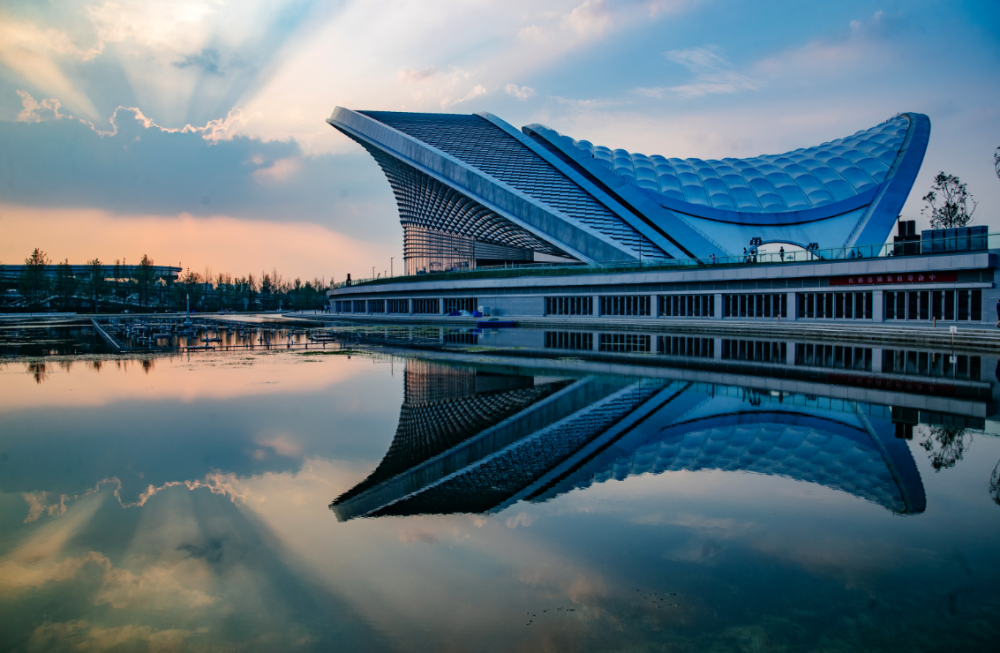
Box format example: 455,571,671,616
1,339,999,652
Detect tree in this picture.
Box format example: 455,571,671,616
53,259,79,311
920,425,971,471
260,273,273,310
247,274,258,310
111,259,131,308
19,248,50,310
177,269,204,310
85,259,110,313
991,460,1000,506
994,146,999,181
132,254,156,309
921,172,977,228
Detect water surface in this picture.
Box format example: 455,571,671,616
1,326,998,652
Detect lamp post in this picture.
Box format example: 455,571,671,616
391,257,393,277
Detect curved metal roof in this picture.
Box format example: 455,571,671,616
572,117,908,214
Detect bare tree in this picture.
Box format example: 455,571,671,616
922,172,977,228
994,146,999,181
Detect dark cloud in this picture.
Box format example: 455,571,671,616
0,111,396,242
174,48,224,75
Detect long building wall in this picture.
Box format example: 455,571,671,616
330,250,997,326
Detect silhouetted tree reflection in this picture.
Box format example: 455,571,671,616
920,426,971,471
141,359,155,374
26,362,47,384
990,461,1000,506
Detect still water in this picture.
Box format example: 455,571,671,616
1,324,999,652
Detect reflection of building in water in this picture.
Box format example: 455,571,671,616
331,360,927,520
531,409,923,514
335,360,570,507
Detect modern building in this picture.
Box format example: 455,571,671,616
326,108,997,325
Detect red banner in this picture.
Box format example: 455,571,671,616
829,271,958,287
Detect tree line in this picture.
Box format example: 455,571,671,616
1,250,330,313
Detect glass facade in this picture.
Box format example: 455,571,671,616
724,293,787,319
412,299,439,314
545,296,593,316
600,296,651,316
885,289,981,321
796,291,871,320
659,294,714,318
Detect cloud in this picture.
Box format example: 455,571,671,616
15,90,71,122
85,0,216,54
550,95,622,109
397,66,438,83
0,17,102,118
254,434,304,458
754,11,900,78
631,87,667,99
0,551,110,592
173,48,223,75
87,104,248,142
657,45,760,98
94,562,217,609
123,471,253,509
0,493,109,593
22,491,68,523
505,511,536,528
441,84,486,108
252,156,302,183
504,83,536,101
28,620,198,652
561,0,611,37
13,90,247,141
239,0,697,151
0,95,398,244
666,45,730,71
399,530,440,545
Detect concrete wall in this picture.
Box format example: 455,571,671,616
478,295,545,317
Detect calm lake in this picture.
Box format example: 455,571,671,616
1,322,999,652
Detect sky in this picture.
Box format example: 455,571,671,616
0,0,998,282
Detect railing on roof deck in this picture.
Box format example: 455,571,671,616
330,232,998,291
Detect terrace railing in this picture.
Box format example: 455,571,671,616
330,232,998,291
